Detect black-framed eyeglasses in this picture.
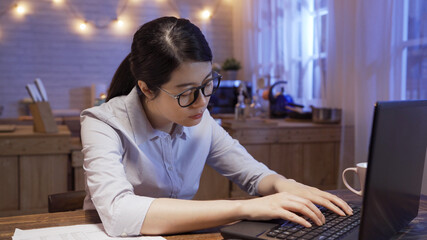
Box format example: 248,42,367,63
158,71,222,108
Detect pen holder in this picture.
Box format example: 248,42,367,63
29,102,58,133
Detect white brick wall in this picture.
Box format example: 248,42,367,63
0,0,233,118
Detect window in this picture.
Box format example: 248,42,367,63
403,0,427,100
293,0,328,102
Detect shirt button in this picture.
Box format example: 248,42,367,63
121,233,128,237
168,166,173,171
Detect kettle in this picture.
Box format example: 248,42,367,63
268,81,294,118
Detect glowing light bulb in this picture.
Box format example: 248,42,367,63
15,4,26,15
200,10,212,20
79,21,87,31
53,0,63,3
117,19,124,27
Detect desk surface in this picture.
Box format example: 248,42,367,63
0,190,426,240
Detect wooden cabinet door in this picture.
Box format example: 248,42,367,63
229,144,271,198
20,155,68,210
302,143,339,190
193,165,230,200
269,142,339,190
270,143,304,183
0,157,19,211
245,144,271,166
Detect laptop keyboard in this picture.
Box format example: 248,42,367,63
265,204,361,240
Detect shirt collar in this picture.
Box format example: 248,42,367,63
125,87,188,145
173,124,189,140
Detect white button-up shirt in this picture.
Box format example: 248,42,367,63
80,87,276,237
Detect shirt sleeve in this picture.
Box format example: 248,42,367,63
81,112,154,237
205,114,277,196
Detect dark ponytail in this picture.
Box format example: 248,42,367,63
106,16,212,102
106,53,136,101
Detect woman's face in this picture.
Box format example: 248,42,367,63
144,61,212,132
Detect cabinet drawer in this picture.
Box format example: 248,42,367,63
278,128,341,143
229,129,278,144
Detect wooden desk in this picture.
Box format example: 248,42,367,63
0,190,426,240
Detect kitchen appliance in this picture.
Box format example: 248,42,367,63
209,80,251,114
268,81,294,118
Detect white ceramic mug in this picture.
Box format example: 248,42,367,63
342,162,368,196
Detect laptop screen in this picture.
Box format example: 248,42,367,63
360,100,427,239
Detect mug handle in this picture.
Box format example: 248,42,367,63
342,167,362,196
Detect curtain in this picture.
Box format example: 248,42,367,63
233,0,331,110
327,0,405,187
232,0,293,88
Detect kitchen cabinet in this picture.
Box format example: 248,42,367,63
0,125,70,217
194,119,341,199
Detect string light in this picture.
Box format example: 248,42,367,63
200,9,212,20
1,0,224,38
116,19,124,27
15,4,26,15
79,21,87,31
112,16,132,35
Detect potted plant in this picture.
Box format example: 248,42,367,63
221,58,241,80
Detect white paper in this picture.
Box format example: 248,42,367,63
13,223,165,240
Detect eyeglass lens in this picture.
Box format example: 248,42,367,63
178,74,220,107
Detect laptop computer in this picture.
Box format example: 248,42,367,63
220,100,427,240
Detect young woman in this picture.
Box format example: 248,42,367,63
80,16,353,237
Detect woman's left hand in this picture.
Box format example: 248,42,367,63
258,174,353,217
273,178,353,216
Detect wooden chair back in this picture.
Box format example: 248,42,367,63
48,190,86,213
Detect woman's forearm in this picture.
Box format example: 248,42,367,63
141,174,287,235
141,198,245,235
141,174,353,235
257,174,293,196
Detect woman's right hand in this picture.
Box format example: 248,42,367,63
238,192,326,228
